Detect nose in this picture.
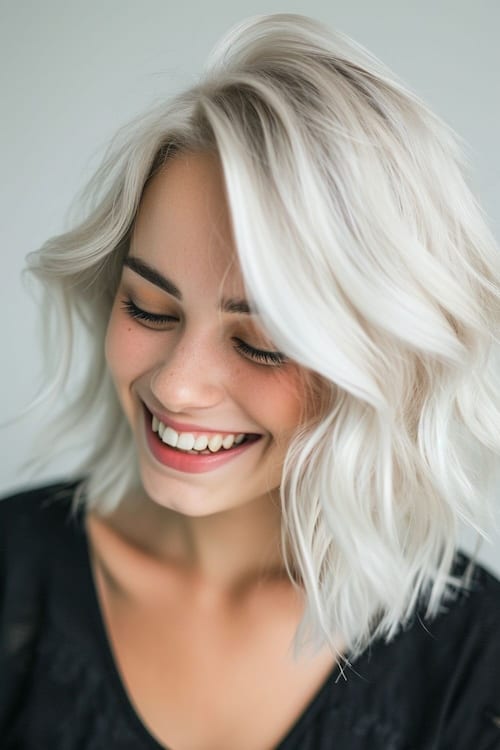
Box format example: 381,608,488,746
149,331,227,414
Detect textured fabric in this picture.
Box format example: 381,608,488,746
1,481,500,749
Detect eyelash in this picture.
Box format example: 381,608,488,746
120,298,177,325
231,338,286,367
120,298,286,367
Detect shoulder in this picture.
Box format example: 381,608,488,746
399,552,500,676
421,557,500,745
0,478,87,648
432,552,500,646
0,479,84,572
326,554,500,748
0,479,82,530
0,480,86,734
362,553,500,746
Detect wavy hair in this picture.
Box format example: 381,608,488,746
22,13,500,659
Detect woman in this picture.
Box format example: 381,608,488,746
1,12,500,749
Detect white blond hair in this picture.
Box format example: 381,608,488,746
22,13,500,660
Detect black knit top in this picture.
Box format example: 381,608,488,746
1,481,500,749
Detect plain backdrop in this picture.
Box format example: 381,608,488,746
1,0,499,574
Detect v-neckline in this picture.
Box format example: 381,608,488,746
73,503,347,749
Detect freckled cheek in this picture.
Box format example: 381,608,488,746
104,310,156,384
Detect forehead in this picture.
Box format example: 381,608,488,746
131,150,241,290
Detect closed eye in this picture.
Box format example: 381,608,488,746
120,298,178,326
120,297,286,366
232,338,286,367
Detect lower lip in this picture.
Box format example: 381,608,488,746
143,408,261,474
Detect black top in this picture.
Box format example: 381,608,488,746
1,482,500,749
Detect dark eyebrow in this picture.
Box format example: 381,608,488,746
123,255,255,315
124,256,182,299
222,299,254,315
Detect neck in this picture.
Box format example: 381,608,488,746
99,487,290,598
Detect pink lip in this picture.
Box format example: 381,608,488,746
143,402,259,438
143,407,262,474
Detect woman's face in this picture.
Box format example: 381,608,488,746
105,150,306,517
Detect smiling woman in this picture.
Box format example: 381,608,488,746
2,12,500,750
105,150,304,517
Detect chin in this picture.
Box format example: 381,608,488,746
138,467,235,517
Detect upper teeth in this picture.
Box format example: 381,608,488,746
152,415,247,453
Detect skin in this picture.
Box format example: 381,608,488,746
102,149,308,597
86,150,341,748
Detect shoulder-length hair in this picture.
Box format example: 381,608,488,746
23,13,500,660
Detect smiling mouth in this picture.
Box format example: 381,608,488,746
145,408,261,455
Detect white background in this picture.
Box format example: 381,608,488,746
1,0,499,573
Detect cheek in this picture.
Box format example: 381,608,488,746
104,307,125,382
104,305,151,385
240,368,304,438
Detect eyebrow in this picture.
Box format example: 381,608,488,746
123,255,255,314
